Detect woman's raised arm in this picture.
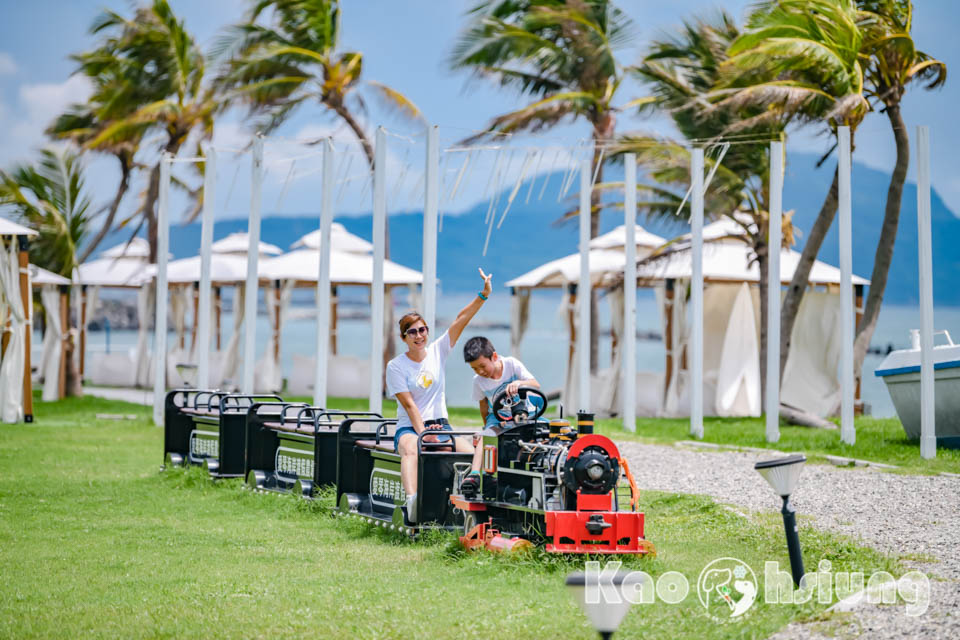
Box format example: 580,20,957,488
447,268,492,347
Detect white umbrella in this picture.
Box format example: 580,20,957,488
589,224,666,251
211,232,282,256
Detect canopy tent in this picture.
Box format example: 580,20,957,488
505,224,666,413
0,217,36,423
73,238,157,387
30,265,71,402
505,216,870,418
290,222,373,253
260,248,423,396
210,232,282,256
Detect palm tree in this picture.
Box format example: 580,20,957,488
852,0,946,384
74,0,217,262
0,148,92,278
617,12,792,404
214,0,423,259
0,147,92,397
215,0,423,368
449,0,640,371
719,0,870,380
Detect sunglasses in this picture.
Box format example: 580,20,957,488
404,326,429,338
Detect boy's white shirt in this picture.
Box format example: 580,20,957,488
386,330,452,428
471,356,535,406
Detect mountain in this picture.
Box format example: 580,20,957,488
94,152,959,304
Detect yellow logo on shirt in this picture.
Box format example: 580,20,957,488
416,371,434,389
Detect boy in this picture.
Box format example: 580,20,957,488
460,336,540,496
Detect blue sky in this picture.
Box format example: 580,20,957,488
1,0,957,223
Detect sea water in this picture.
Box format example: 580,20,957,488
68,289,960,419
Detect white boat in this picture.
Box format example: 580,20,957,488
874,330,960,448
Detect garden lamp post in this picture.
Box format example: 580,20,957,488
755,454,807,586
565,570,644,639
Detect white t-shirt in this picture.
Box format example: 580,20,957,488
386,330,453,428
471,356,535,407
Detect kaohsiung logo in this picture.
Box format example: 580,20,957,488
582,558,931,621
696,557,758,622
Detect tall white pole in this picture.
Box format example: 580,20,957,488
916,125,936,459
152,154,171,426
838,127,855,445
578,149,592,412
622,153,637,432
242,135,263,394
423,125,439,331
767,141,784,444
196,145,216,390
369,127,387,415
313,139,335,408
690,147,704,438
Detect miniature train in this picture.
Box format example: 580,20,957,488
163,387,653,555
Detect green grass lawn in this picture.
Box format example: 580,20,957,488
0,395,910,639
589,415,960,476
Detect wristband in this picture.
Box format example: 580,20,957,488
478,292,488,301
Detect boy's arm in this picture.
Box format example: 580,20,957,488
478,398,490,424
505,376,539,396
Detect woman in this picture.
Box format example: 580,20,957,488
386,268,492,522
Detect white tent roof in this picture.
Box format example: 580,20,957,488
0,217,37,237
100,237,151,259
211,232,282,256
589,224,666,250
164,253,252,284
74,257,155,288
506,249,639,288
634,242,870,286
261,249,422,285
29,264,71,286
291,223,373,253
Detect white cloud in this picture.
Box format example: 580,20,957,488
0,74,92,168
0,52,16,75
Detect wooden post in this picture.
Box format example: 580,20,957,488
58,287,68,400
214,287,222,350
190,282,199,353
273,280,281,363
330,285,338,355
19,238,34,421
79,285,87,378
664,278,675,404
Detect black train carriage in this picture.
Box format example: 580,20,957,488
451,388,654,555
245,403,382,497
335,417,478,532
163,389,283,478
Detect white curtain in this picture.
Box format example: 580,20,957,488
40,285,63,401
0,239,26,422
509,288,531,359
169,286,190,352
659,281,688,417
221,285,245,388
782,291,843,416
82,286,99,375
256,279,294,392
715,282,761,416
600,288,625,416
134,282,154,387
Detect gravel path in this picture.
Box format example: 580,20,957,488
617,440,960,639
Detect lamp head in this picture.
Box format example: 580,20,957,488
754,454,806,498
566,570,645,635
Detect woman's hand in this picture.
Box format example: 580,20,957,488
479,267,492,298
422,423,442,443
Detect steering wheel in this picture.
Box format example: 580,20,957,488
491,386,548,423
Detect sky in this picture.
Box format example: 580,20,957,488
1,0,958,226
